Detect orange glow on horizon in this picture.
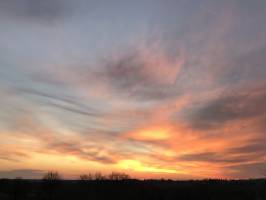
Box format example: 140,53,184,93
116,159,179,174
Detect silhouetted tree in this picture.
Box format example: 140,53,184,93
108,172,130,180
42,171,61,200
80,173,93,181
1,177,266,200
94,172,105,180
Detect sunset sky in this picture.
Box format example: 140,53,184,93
0,0,266,179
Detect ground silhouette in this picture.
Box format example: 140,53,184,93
0,172,265,200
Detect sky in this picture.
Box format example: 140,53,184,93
0,0,266,179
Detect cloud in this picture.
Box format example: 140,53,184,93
47,141,115,164
227,141,266,155
17,88,101,116
0,155,27,163
126,125,171,142
186,86,266,130
0,0,71,24
220,45,266,85
178,152,248,164
95,45,185,101
0,145,30,163
0,169,45,179
224,162,266,179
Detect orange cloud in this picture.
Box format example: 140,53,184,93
117,159,178,174
126,124,172,141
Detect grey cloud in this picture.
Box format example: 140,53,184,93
0,156,18,162
178,141,266,173
0,151,29,163
221,46,266,85
258,114,266,132
96,50,181,101
224,162,266,179
45,102,100,117
178,152,248,164
18,88,88,109
0,0,71,23
227,141,266,155
17,88,102,117
48,141,115,164
0,169,44,179
18,87,149,129
186,88,266,130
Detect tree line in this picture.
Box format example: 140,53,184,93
0,171,265,200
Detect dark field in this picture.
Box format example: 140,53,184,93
0,179,265,200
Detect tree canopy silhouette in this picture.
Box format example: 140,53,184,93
42,171,61,200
